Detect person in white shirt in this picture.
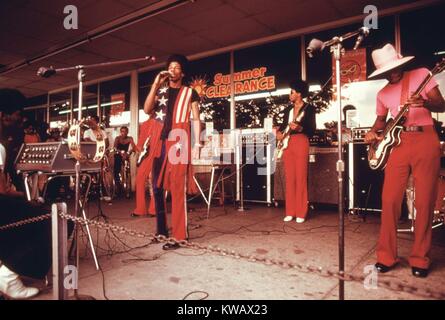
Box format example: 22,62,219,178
83,115,109,147
0,143,5,172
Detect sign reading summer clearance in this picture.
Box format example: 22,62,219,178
205,67,276,99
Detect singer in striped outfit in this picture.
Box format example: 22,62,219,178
137,54,201,250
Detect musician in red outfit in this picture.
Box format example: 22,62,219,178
365,44,445,278
133,118,156,218
276,80,316,223
136,54,201,250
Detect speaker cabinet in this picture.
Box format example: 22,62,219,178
348,143,384,213
239,144,273,204
273,160,285,202
308,148,341,205
274,147,343,205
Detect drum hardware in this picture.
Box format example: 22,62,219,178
398,174,445,233
67,118,106,163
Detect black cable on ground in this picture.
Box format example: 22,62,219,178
182,291,209,300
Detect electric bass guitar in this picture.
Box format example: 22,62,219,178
276,104,307,159
367,58,445,170
136,135,150,166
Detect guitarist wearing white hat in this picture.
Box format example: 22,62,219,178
364,44,445,278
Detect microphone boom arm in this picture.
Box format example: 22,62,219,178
322,27,368,49
307,27,369,56
37,55,155,76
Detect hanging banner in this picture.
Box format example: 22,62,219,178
110,93,125,116
332,48,367,87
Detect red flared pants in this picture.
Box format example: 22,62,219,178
282,134,309,219
133,157,156,216
377,126,440,269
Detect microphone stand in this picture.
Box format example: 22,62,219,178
332,39,346,302
39,55,155,300
236,130,249,212
308,28,367,301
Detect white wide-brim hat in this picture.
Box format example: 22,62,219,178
368,43,414,79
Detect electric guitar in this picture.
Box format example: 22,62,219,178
368,58,445,170
276,104,307,159
136,135,150,167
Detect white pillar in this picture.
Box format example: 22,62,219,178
129,70,139,191
395,14,401,54
230,50,235,130
301,35,307,81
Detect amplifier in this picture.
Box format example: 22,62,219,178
237,143,273,204
348,143,383,213
15,142,102,174
307,148,342,205
274,147,345,205
351,127,372,142
241,132,273,144
309,130,332,146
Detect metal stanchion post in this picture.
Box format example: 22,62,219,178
52,203,68,300
237,131,249,212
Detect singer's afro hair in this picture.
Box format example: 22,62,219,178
166,54,189,76
289,80,309,98
0,88,26,114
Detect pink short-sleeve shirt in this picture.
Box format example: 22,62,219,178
376,68,438,126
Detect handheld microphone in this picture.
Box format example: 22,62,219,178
160,70,174,77
37,66,56,78
353,27,369,50
306,38,325,58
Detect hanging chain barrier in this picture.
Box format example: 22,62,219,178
0,213,51,231
1,211,445,300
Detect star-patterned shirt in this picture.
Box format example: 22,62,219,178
158,86,200,140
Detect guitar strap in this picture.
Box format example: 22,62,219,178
288,103,306,124
288,108,294,125
400,71,410,109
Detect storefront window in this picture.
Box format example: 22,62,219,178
26,94,47,108
138,68,162,123
400,3,445,70
22,107,47,124
400,3,445,124
99,76,130,127
72,84,99,122
49,90,71,129
305,17,395,85
188,53,230,131
234,37,301,128
23,93,47,124
305,17,395,128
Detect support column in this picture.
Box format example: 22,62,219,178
230,50,235,130
129,70,139,191
395,14,401,54
301,35,307,81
